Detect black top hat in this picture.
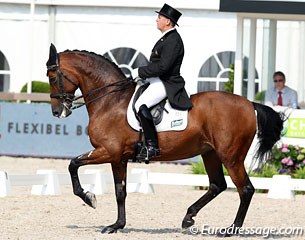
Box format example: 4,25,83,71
155,4,182,26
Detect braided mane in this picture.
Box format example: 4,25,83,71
62,49,125,76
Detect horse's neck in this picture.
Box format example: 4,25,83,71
80,75,135,117
69,54,134,116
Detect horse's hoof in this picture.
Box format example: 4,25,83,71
181,218,194,229
101,226,117,234
84,191,97,209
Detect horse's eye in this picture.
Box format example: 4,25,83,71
49,76,57,86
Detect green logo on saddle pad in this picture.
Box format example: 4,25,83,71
285,118,305,138
171,119,183,128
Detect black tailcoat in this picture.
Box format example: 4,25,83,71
138,29,192,110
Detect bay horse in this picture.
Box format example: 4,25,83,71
46,44,284,235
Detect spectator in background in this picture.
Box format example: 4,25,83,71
265,71,298,108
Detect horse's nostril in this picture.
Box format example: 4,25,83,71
52,110,60,117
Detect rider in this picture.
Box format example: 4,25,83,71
131,3,193,159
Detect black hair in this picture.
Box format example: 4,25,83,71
273,71,286,80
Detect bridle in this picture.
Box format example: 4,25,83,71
47,62,134,110
47,64,77,102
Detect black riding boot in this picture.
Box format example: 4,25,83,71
137,104,160,159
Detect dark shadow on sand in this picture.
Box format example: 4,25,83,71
66,225,296,238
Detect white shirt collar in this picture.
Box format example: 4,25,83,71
277,86,287,93
162,27,175,37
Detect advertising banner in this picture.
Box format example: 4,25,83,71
1,102,305,158
285,118,305,138
0,102,92,158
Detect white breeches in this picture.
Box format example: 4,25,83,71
135,77,167,112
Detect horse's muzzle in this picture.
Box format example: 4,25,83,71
52,102,72,118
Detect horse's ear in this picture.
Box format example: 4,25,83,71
46,43,59,67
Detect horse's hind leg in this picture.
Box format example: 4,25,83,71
226,163,255,229
101,162,127,234
182,151,227,230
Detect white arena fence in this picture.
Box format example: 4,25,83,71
1,168,305,200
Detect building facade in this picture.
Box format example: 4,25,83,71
0,0,305,103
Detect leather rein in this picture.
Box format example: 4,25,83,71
47,64,133,110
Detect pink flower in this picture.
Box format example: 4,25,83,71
282,143,289,148
287,160,294,166
281,147,289,153
303,159,305,164
281,158,289,164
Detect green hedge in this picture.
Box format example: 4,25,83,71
254,90,266,102
20,81,50,93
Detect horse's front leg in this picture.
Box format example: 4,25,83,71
68,153,98,208
101,161,127,234
68,148,114,209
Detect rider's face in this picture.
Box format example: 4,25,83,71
156,14,170,33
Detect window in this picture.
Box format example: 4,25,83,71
0,51,10,92
197,51,260,95
103,47,148,76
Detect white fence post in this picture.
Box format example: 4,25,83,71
267,175,295,199
31,170,61,195
127,168,154,194
0,171,11,197
83,169,108,194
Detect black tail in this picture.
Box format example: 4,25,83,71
252,102,286,164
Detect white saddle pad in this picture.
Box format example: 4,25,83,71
127,87,188,132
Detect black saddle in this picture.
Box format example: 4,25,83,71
132,81,168,125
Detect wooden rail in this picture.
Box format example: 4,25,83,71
0,92,84,103
0,92,50,101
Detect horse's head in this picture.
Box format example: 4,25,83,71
46,44,79,118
